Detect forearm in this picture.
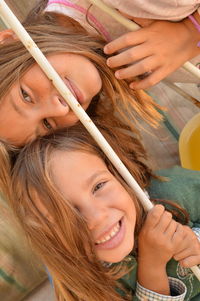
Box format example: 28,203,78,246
137,260,170,295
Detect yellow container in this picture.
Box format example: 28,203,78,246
179,112,200,171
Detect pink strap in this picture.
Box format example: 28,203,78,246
188,15,200,47
47,0,111,41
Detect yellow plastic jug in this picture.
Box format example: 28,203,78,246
179,112,200,171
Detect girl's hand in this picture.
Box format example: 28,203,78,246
173,226,200,268
137,204,180,294
104,19,200,90
138,204,183,267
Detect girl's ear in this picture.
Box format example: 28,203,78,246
0,29,18,44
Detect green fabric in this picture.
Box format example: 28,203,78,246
118,166,200,300
148,166,200,228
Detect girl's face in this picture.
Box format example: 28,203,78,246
0,53,102,145
51,150,136,263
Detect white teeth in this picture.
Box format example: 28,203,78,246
95,222,120,245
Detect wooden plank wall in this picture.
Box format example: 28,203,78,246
0,0,37,29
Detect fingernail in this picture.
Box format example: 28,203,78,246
115,71,121,79
180,260,187,268
106,58,111,66
104,45,109,53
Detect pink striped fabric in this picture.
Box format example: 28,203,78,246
47,0,111,40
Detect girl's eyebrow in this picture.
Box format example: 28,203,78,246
85,170,108,187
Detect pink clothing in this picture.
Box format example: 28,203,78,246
103,0,200,21
46,0,200,83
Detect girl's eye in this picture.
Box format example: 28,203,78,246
43,119,53,131
21,88,32,103
93,182,106,193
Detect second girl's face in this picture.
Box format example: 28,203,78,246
51,150,136,263
0,53,102,145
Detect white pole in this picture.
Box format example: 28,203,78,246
0,0,199,281
0,0,152,211
88,0,200,281
88,0,200,80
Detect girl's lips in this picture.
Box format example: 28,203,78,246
95,218,125,250
64,78,84,105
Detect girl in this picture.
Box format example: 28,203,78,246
5,122,200,301
42,0,200,89
0,12,160,146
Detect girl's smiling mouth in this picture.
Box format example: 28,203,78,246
95,218,125,250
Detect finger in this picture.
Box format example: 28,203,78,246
174,229,200,259
170,223,185,243
114,56,158,80
131,17,154,27
104,30,146,54
163,219,178,237
144,204,165,228
129,67,168,90
179,255,200,268
155,211,173,233
174,246,199,261
118,11,154,27
107,44,152,68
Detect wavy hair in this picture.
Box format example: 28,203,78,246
3,121,189,301
0,12,161,134
7,121,152,301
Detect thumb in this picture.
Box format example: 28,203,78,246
118,11,154,27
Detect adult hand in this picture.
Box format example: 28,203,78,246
104,19,200,89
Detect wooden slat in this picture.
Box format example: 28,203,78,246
0,0,37,28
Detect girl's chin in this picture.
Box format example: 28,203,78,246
98,245,134,264
99,249,132,264
95,217,134,263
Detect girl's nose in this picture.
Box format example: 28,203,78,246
42,95,71,126
49,95,70,117
83,204,107,231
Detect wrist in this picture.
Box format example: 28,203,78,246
137,262,170,295
182,11,200,57
138,257,167,271
138,253,168,269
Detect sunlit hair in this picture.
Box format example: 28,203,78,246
7,121,152,301
0,12,161,136
2,121,189,301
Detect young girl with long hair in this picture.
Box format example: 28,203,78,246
0,12,160,146
4,122,200,301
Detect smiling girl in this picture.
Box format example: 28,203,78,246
0,13,160,146
4,123,200,301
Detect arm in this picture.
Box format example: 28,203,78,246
104,10,200,89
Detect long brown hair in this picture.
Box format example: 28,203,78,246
5,121,189,301
0,13,161,134
7,121,152,301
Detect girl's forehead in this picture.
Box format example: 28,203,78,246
51,149,102,166
50,149,108,177
49,149,110,198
